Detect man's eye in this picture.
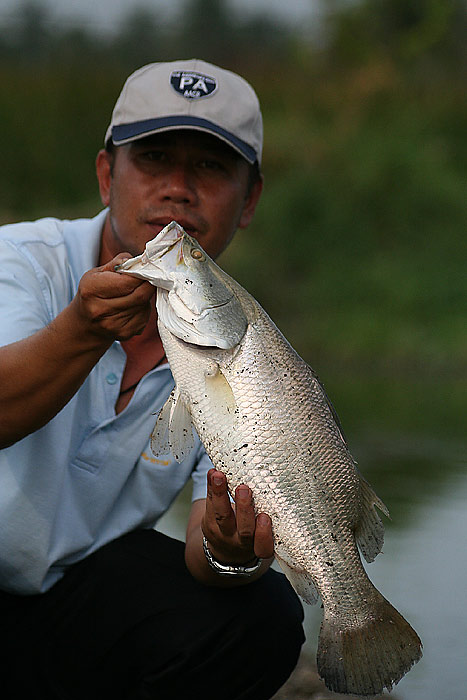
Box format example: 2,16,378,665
141,151,165,162
199,159,223,171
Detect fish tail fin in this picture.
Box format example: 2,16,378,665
317,592,422,696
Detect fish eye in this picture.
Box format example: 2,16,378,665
191,249,205,261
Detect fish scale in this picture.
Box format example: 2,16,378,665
119,221,422,697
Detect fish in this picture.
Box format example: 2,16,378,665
117,221,422,697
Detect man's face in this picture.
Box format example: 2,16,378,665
96,130,262,261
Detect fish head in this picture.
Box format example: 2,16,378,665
117,221,247,349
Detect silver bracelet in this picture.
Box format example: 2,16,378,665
202,535,262,577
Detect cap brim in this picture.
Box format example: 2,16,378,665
110,116,258,165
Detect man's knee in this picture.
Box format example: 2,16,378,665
246,567,305,638
136,568,305,700
221,569,305,697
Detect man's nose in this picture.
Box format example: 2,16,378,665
158,164,197,204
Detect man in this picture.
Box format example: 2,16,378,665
0,59,304,699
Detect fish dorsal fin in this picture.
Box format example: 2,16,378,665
355,475,390,563
275,547,319,605
150,387,195,463
307,363,349,448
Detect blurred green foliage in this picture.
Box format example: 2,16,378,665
1,0,466,439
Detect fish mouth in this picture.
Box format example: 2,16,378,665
116,221,202,297
137,222,185,267
115,223,182,288
117,221,248,349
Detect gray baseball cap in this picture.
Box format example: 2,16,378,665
105,59,263,165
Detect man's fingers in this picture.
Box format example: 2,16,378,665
254,513,275,559
236,484,274,558
234,484,256,544
203,470,275,564
101,253,133,272
73,253,156,342
205,469,236,537
86,265,154,302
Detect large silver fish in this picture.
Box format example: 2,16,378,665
118,221,422,696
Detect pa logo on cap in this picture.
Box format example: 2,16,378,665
170,70,217,99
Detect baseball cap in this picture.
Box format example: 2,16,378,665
105,59,263,165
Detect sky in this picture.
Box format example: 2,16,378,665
0,0,320,35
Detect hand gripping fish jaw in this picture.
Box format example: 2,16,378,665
116,221,247,349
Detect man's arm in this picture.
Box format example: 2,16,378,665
185,468,275,587
0,255,154,448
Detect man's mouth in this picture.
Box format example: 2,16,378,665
146,218,198,238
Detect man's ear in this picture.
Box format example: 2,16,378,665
96,149,113,207
238,175,263,230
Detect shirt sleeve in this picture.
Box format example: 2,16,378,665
0,240,51,347
190,440,213,502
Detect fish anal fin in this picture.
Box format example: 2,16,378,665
355,475,390,563
275,548,319,606
317,593,422,696
150,387,194,463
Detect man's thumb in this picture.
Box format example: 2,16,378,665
99,253,133,273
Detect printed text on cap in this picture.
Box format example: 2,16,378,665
170,70,218,100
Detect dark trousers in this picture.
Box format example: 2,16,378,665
1,530,305,700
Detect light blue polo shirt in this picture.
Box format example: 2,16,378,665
0,210,212,595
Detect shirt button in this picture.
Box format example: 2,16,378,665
106,372,118,385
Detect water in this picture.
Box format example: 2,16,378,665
156,435,467,700
371,468,467,699
300,442,467,700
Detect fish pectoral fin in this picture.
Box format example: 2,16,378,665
150,387,194,463
355,475,390,563
204,363,236,423
275,548,319,606
168,387,195,462
150,390,174,457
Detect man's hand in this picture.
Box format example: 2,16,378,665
70,254,155,342
185,469,274,586
202,468,274,564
